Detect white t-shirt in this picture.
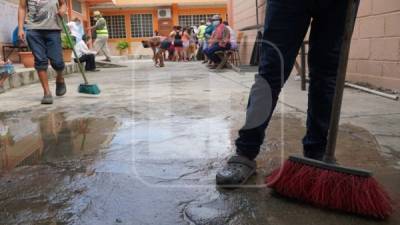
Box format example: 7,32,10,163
73,40,96,58
67,21,81,39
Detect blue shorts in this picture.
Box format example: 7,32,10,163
26,30,65,71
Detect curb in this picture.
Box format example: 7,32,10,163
1,63,79,93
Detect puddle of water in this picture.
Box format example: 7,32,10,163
0,112,118,173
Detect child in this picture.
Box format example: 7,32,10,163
0,60,15,94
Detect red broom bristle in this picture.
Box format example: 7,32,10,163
266,160,393,219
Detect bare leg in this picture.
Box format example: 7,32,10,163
0,76,7,86
159,50,165,67
37,70,51,96
56,70,64,83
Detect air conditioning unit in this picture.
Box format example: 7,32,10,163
158,8,172,19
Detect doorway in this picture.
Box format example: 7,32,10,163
158,19,173,36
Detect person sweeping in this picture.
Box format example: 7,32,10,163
18,0,67,104
216,0,392,218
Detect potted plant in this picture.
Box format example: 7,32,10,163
61,32,75,62
18,47,35,68
116,40,129,55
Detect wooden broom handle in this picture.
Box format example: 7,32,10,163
324,0,361,164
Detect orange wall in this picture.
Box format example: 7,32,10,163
87,5,227,42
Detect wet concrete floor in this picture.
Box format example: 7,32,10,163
0,61,399,225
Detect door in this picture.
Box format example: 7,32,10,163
158,19,173,37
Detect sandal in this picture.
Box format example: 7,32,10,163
216,155,256,187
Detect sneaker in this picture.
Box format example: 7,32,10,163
41,95,53,105
56,82,67,96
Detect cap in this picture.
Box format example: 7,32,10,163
93,11,101,17
212,15,221,20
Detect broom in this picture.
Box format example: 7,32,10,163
266,0,393,219
59,15,101,95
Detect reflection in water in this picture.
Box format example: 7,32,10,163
0,112,117,172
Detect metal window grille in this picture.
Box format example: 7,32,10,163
178,14,217,27
90,15,127,39
130,14,154,38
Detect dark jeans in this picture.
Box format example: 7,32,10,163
204,43,231,63
75,54,96,71
236,0,348,160
26,30,65,71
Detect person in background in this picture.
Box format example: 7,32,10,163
223,21,238,50
173,26,184,61
89,11,111,62
73,34,98,72
168,27,178,61
18,0,67,104
67,18,83,43
188,27,197,61
203,15,231,69
197,20,207,60
197,20,207,43
182,27,191,61
202,18,215,64
0,59,15,94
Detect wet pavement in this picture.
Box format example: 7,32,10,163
0,61,399,225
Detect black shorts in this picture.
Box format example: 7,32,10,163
174,40,183,47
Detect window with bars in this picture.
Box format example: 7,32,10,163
178,14,217,28
130,14,154,38
90,15,126,39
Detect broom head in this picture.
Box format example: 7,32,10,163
78,84,101,95
266,156,393,219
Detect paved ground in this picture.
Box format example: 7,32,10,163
0,60,399,225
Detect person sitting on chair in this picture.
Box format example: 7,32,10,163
203,15,231,69
73,34,99,72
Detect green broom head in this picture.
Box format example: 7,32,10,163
78,84,101,95
267,156,393,219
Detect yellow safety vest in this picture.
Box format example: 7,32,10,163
96,18,109,36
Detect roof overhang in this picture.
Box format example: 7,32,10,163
83,0,116,5
117,0,226,7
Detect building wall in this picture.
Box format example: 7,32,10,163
228,0,400,91
228,0,265,68
89,5,227,56
0,0,19,61
348,0,400,91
